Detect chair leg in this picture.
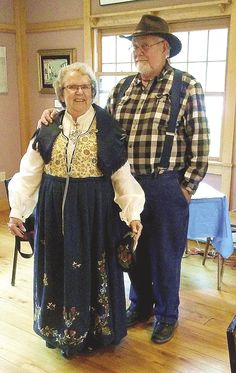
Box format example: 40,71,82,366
11,239,19,286
183,240,189,256
202,237,211,265
217,254,224,291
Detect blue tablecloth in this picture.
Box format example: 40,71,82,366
188,183,234,258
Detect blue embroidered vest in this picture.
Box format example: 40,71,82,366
32,104,127,177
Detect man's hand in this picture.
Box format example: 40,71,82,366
181,186,191,203
129,220,143,241
37,108,58,128
8,217,26,238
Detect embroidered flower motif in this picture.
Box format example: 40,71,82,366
43,273,48,286
92,253,112,336
44,121,103,178
63,306,80,328
57,330,88,346
40,325,56,337
47,302,56,310
44,134,67,177
34,304,41,322
72,261,82,269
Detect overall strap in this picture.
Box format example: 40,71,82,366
159,69,183,169
116,75,136,108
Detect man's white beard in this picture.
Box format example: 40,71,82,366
135,61,152,76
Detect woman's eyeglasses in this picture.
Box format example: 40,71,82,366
63,84,91,92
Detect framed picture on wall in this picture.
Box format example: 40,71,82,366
37,48,77,94
99,0,136,4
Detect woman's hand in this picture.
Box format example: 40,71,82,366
129,220,143,241
37,108,58,128
8,217,26,238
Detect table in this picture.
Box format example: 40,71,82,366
188,182,234,259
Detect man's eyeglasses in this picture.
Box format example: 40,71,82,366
63,84,91,92
129,40,164,53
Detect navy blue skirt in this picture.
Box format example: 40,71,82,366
33,173,127,355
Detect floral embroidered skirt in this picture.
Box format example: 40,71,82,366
33,173,127,355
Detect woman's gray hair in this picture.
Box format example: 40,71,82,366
53,62,97,107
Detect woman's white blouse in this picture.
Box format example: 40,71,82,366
9,107,145,226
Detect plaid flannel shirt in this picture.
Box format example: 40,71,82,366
106,62,210,194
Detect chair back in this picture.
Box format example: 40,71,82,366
4,178,10,200
4,178,35,285
4,178,34,257
230,210,236,250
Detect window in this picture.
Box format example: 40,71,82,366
98,34,136,108
97,27,228,159
171,29,228,158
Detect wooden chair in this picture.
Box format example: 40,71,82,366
202,214,236,290
4,178,35,286
227,315,236,373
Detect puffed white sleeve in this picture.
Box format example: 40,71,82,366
111,161,145,225
8,139,45,221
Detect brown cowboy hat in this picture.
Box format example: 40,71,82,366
122,14,182,58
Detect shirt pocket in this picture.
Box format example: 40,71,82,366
152,93,171,134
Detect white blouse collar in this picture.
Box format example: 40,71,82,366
64,106,95,128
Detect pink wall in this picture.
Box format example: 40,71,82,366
26,0,83,23
0,33,21,202
0,0,14,23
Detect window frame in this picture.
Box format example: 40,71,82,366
95,17,230,163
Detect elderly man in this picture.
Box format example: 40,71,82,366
106,14,209,344
39,14,209,344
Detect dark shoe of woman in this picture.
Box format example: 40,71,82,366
61,350,73,359
126,307,152,327
46,341,56,349
126,307,140,327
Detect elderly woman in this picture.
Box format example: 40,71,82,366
8,62,144,358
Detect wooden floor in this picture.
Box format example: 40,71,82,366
0,210,235,373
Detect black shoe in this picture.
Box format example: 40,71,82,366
126,307,151,327
61,350,73,359
151,320,178,344
46,341,56,349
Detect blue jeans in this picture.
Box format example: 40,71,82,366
129,171,189,323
